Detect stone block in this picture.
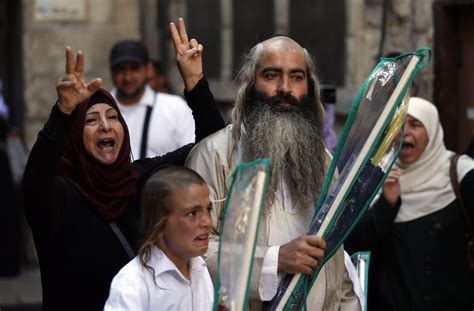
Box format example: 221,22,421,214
413,0,432,32
390,0,411,20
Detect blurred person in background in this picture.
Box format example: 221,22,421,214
321,84,338,153
0,92,20,276
110,40,195,159
148,60,174,94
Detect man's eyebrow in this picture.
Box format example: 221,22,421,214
260,67,306,75
261,67,283,74
288,68,306,75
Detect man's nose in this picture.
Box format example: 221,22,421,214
278,76,291,94
123,69,132,81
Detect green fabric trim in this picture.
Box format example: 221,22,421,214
350,251,371,311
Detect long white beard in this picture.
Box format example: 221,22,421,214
243,93,326,211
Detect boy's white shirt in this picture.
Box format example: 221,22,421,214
104,246,214,310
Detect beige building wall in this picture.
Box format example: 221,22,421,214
22,0,435,147
340,0,434,114
23,0,141,148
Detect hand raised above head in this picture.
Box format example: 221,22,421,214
56,47,102,115
170,17,203,92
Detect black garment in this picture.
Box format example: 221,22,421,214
346,170,474,311
0,117,20,276
22,79,223,311
466,138,474,158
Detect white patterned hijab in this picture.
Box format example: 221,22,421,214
395,97,474,222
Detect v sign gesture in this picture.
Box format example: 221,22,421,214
56,47,103,115
170,18,204,92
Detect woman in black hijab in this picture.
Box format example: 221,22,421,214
23,22,222,310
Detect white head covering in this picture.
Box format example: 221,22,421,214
395,97,474,222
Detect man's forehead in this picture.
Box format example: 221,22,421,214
257,48,307,72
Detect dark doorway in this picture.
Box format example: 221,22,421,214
289,0,346,86
434,2,474,153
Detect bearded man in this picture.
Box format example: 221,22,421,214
181,29,360,309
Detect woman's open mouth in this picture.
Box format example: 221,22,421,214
97,138,116,150
400,141,414,157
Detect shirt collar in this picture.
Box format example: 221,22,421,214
111,85,156,108
140,85,156,107
149,246,208,279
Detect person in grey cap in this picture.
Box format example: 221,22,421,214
109,40,195,159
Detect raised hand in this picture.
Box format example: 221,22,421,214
382,165,401,206
170,17,203,91
278,235,327,275
56,47,102,115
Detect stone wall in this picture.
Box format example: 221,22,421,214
340,0,433,114
22,0,435,146
23,0,141,148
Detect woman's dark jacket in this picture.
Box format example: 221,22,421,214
345,170,474,311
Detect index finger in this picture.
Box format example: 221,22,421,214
388,168,400,178
177,17,189,46
65,46,75,74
